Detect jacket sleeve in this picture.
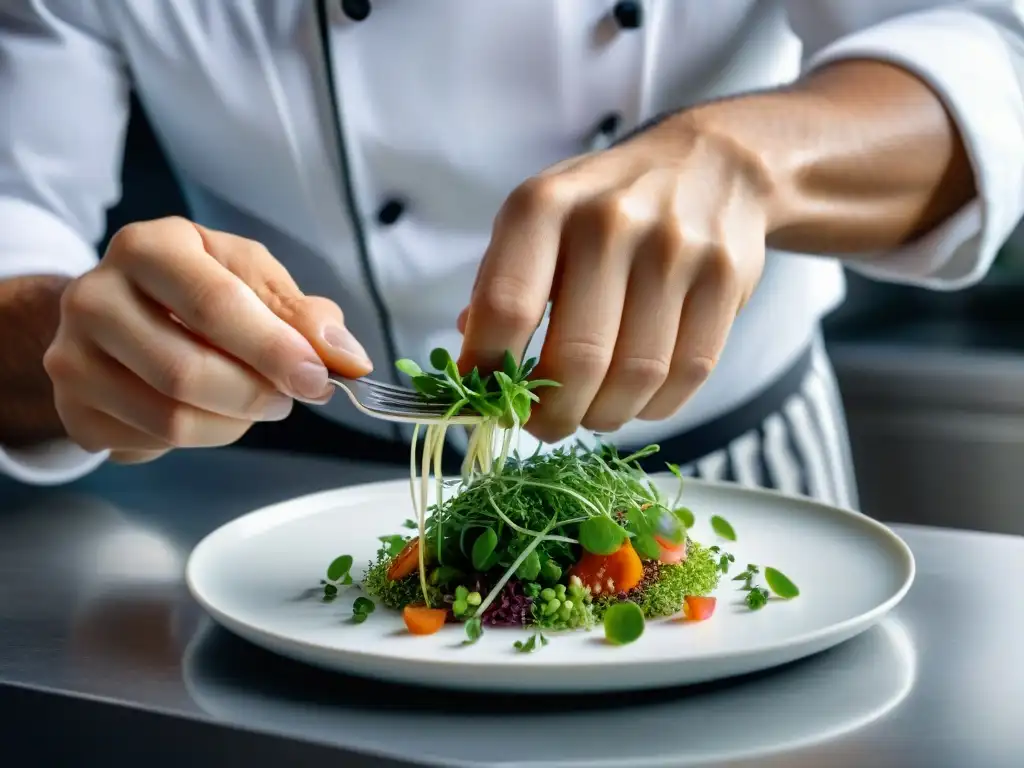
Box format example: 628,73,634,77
0,0,129,483
783,0,1024,290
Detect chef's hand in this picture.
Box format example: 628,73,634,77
44,217,373,464
458,116,770,442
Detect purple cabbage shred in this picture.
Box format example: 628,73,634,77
480,580,533,627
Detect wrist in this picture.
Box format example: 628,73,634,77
0,274,71,446
678,94,807,241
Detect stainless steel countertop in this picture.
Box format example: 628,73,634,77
1,448,1022,767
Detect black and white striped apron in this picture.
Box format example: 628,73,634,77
627,332,859,510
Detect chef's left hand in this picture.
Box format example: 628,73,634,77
458,116,771,442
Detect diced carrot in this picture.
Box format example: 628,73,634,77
682,595,717,621
570,540,644,596
402,605,447,635
387,539,420,581
654,534,688,564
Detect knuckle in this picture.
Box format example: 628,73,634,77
644,224,686,275
157,405,198,448
60,276,107,321
704,244,741,283
553,337,613,377
475,276,541,331
152,353,201,401
105,221,147,259
251,332,309,387
42,343,73,382
185,276,247,331
609,354,672,390
502,177,568,222
570,195,634,241
680,353,716,384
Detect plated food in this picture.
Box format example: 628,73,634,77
319,349,800,650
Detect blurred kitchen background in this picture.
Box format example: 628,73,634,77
106,93,1024,537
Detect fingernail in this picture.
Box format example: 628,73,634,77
323,325,371,366
260,395,294,422
289,361,329,400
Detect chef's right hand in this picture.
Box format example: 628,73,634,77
43,217,373,464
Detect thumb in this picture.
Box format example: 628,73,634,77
272,293,374,379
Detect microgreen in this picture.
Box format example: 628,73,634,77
603,600,645,645
464,617,483,644
745,587,769,610
326,555,354,583
710,515,737,541
378,535,406,558
321,554,355,600
351,596,375,624
673,507,695,529
513,632,549,653
395,347,560,434
578,515,627,555
764,567,800,599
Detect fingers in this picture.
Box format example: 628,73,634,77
49,339,256,451
105,219,334,402
638,249,748,421
526,197,636,442
582,227,690,432
109,449,171,465
68,269,294,421
270,294,372,379
458,178,577,373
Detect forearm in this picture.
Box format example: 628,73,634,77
0,275,70,446
685,59,976,256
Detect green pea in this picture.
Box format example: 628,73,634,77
453,599,468,616
561,599,574,613
466,591,482,606
540,588,556,603
558,604,572,622
555,584,567,599
545,598,561,615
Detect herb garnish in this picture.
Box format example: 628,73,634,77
351,596,375,623
710,515,737,542
735,564,799,609
514,632,549,653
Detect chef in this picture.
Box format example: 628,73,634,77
1,1,1022,509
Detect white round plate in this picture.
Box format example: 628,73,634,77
186,475,915,693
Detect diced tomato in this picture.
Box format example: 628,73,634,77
682,595,717,621
570,540,644,596
654,535,688,564
387,539,420,581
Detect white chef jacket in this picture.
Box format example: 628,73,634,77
1,0,1023,485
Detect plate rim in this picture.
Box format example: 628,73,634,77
186,474,917,672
